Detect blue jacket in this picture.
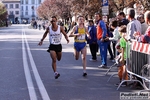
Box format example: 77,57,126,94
87,25,97,44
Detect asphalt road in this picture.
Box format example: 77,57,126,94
0,24,144,100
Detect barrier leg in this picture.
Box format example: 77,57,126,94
117,79,146,90
107,73,118,82
142,79,150,90
105,63,117,75
139,90,150,94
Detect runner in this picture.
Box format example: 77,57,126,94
69,15,91,77
38,16,69,79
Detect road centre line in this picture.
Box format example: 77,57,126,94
22,28,37,100
22,26,51,100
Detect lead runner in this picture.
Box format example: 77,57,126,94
38,16,69,79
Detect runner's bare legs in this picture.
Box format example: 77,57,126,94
50,51,62,72
81,47,87,72
74,49,80,60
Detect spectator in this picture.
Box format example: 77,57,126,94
106,23,114,61
109,20,121,58
115,25,128,86
42,22,46,30
134,11,150,43
126,8,141,40
33,21,37,29
126,8,142,88
137,14,148,35
87,19,98,61
95,12,108,68
117,11,129,25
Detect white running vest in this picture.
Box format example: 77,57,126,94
49,25,62,45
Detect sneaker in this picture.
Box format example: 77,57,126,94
111,59,115,63
83,73,87,77
114,83,120,87
89,59,97,62
115,82,127,87
97,53,100,56
55,73,60,79
109,58,114,60
98,65,107,68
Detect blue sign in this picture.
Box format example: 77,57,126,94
102,0,108,6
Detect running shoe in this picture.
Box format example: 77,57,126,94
89,59,97,62
55,73,60,79
83,73,87,77
98,65,107,68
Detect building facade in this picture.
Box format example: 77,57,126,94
20,0,44,23
2,0,20,23
2,0,44,24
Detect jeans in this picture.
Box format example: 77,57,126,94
97,40,108,65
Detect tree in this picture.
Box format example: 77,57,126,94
0,2,7,21
37,0,150,21
138,0,150,11
37,0,56,20
70,0,101,19
37,0,101,20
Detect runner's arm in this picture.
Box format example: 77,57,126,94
60,26,69,43
68,26,79,37
38,27,49,46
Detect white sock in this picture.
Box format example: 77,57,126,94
54,72,58,75
83,70,86,73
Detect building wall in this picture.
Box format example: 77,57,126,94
2,0,44,23
3,1,20,23
20,0,44,23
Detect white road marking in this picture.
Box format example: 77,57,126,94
22,28,37,100
22,26,51,100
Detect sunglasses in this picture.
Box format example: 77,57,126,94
51,20,56,23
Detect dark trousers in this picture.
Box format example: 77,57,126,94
89,43,98,60
107,41,114,59
112,41,117,58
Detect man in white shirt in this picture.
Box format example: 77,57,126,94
38,16,69,79
126,8,141,39
137,14,148,35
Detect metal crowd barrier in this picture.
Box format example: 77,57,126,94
117,40,150,91
107,40,150,91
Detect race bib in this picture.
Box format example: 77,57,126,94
51,37,61,44
77,34,86,40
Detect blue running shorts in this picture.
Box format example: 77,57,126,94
74,42,86,52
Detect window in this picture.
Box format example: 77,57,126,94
25,11,28,15
38,0,41,4
21,6,23,10
10,11,13,15
15,4,19,8
31,6,34,10
32,11,34,15
32,0,35,4
21,0,24,4
15,11,19,15
21,12,24,16
26,6,28,10
5,4,7,8
10,4,13,9
25,0,28,4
